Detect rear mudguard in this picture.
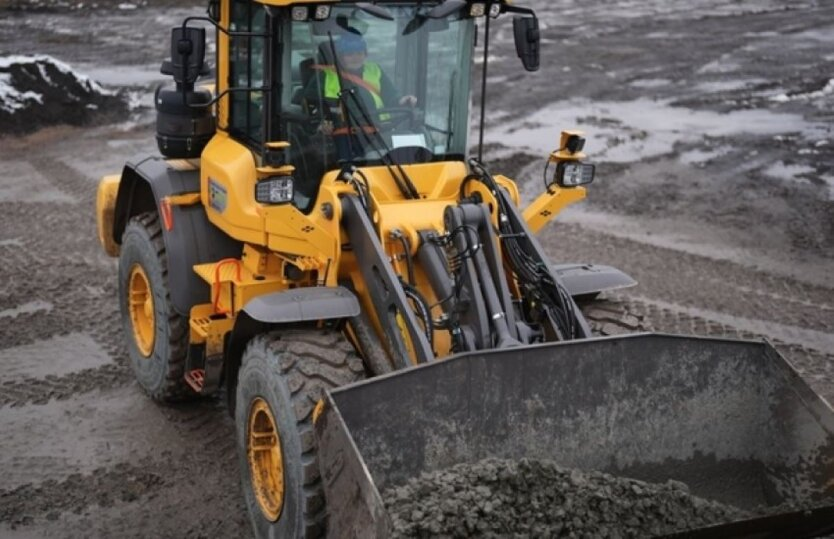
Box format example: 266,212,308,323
551,263,636,299
111,156,241,316
316,334,834,538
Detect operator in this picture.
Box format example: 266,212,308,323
304,30,417,138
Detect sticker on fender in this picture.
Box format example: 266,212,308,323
208,179,227,213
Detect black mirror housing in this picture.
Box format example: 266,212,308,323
513,16,540,72
161,26,207,87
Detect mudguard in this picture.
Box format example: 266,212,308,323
551,263,636,299
112,156,242,316
241,286,361,323
223,286,361,414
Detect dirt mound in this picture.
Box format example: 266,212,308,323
383,458,748,538
0,55,127,135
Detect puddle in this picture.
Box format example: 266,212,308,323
0,299,54,318
629,78,671,89
0,333,113,383
679,148,728,165
694,79,766,93
764,161,816,181
486,97,828,164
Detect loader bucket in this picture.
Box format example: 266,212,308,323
315,334,834,538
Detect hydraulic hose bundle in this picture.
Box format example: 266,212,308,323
466,159,581,340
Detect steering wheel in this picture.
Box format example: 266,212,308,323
373,106,423,132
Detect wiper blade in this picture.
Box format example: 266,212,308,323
326,33,420,199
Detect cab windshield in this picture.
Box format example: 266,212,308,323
278,5,475,210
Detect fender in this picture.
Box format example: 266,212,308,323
113,156,242,315
551,263,637,300
223,286,361,413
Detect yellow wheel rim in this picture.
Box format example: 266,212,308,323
248,398,285,522
128,264,155,357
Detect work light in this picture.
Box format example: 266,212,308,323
469,3,485,17
554,162,595,187
291,6,309,21
256,177,294,204
314,5,331,20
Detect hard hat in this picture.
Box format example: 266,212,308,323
336,32,367,55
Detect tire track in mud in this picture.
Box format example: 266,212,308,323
0,460,165,528
2,149,242,537
544,223,834,334
27,155,99,204
0,387,245,536
0,160,127,406
587,293,834,403
0,364,129,407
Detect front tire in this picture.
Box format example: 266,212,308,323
118,212,192,401
236,330,365,538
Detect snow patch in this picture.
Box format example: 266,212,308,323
0,54,114,96
1,55,125,134
771,79,834,103
0,73,44,113
487,97,827,164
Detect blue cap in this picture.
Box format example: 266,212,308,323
336,33,366,54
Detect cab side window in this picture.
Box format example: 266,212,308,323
229,0,265,144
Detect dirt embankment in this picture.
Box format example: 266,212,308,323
0,55,127,135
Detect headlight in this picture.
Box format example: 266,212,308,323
488,3,501,17
256,177,294,204
555,162,595,187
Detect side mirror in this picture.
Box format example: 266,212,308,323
160,27,207,87
513,16,540,72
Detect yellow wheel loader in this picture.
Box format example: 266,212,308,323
95,1,834,536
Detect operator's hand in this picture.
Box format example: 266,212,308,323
399,95,417,107
319,120,334,135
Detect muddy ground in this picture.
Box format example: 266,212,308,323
1,1,833,537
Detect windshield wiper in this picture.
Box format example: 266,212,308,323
326,33,420,200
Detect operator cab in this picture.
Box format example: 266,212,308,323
162,0,539,212
276,4,475,210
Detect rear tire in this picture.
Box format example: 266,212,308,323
236,330,365,538
118,212,192,401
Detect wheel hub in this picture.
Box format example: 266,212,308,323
128,264,155,357
247,398,285,522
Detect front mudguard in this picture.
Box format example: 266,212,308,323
551,263,637,299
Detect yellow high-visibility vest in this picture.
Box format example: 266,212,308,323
322,62,385,111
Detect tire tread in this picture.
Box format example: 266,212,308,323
242,329,364,538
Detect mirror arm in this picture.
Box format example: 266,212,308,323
185,85,270,110
180,15,271,38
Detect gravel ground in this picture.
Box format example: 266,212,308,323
383,458,747,538
0,1,832,537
